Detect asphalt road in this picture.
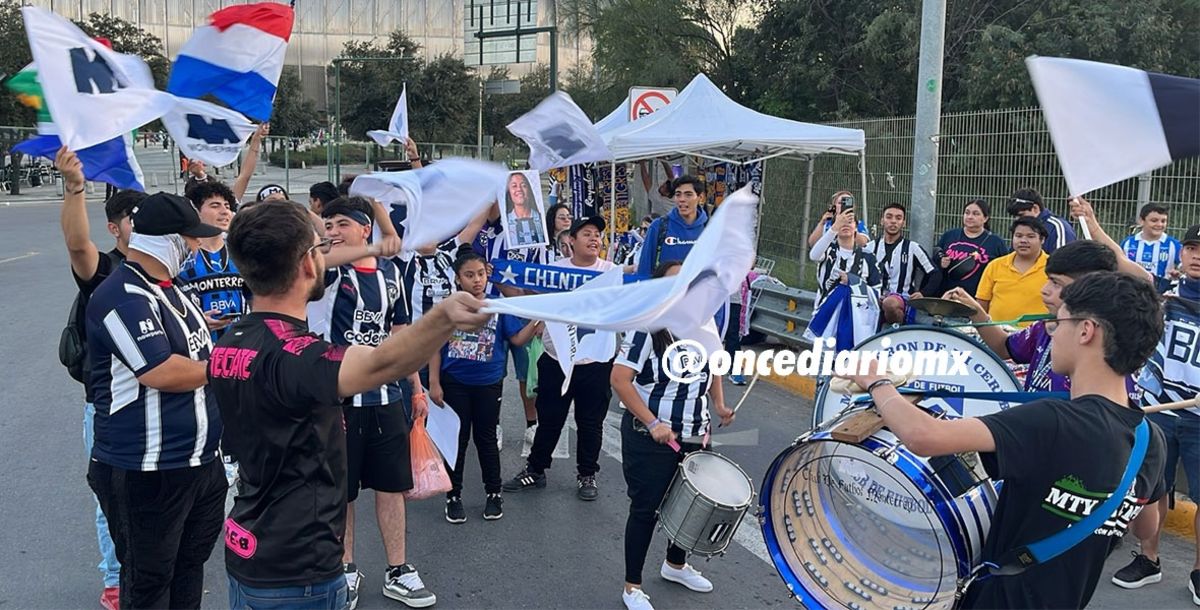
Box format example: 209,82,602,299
0,195,1196,609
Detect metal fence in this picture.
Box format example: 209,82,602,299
758,107,1200,290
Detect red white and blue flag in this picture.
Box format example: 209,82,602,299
167,2,293,121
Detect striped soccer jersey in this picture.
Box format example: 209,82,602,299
1121,233,1181,279
399,241,458,323
320,259,409,406
85,261,220,471
1139,280,1200,417
179,244,247,342
614,329,712,439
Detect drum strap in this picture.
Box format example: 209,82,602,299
964,419,1149,590
852,390,1069,406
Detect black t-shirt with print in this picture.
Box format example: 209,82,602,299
207,312,347,588
935,228,1008,296
963,396,1166,609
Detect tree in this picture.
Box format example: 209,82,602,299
0,0,33,127
271,66,320,137
410,54,476,143
75,12,170,90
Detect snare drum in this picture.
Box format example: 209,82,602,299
761,408,999,609
657,452,755,557
812,325,1022,428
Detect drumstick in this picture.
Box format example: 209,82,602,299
730,370,761,416
1142,396,1200,413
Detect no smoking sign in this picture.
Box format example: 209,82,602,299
628,86,677,121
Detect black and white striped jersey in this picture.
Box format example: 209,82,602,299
614,330,712,439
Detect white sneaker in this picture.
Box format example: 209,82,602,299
552,429,570,459
496,424,503,452
521,424,536,457
660,562,713,593
622,587,655,610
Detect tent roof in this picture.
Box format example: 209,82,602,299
601,74,865,164
594,98,629,133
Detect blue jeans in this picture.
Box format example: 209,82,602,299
1149,411,1200,503
84,403,121,587
227,574,347,610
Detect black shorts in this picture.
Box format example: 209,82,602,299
344,401,413,501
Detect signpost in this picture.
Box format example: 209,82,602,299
628,87,677,121
464,0,540,67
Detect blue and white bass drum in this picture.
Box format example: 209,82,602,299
811,325,1022,428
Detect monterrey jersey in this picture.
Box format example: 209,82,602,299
319,259,409,406
1139,279,1200,417
178,244,247,342
1121,233,1181,279
472,218,548,296
399,241,458,323
85,261,220,471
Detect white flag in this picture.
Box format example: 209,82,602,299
544,268,624,394
22,7,175,151
367,84,409,147
348,158,509,252
507,91,614,171
483,185,757,351
1027,56,1200,197
161,97,258,166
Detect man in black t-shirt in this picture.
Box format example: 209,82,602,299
56,148,144,610
212,202,490,608
846,271,1167,609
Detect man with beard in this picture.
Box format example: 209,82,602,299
211,201,489,609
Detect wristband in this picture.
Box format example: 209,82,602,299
648,418,662,430
69,186,85,195
866,378,895,393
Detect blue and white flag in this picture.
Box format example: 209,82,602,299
545,268,624,393
803,277,881,352
14,131,144,190
483,185,758,355
490,259,638,292
161,96,258,166
1027,56,1200,197
507,91,613,171
367,84,409,147
348,159,509,252
22,7,175,151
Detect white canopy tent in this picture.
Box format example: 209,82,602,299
584,74,868,255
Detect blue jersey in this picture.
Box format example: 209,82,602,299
85,261,220,471
320,259,409,407
440,313,526,385
1121,233,1181,279
1139,278,1200,417
178,244,247,343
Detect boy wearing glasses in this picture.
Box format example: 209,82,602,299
847,271,1167,608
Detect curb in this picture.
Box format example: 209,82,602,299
760,369,1197,540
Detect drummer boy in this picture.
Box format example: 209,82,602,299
845,270,1167,608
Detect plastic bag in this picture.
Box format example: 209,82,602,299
524,336,543,399
404,416,451,500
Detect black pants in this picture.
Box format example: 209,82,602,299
442,372,503,496
527,355,612,477
724,303,743,353
621,411,698,584
87,458,226,609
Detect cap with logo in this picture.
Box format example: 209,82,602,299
569,215,606,236
132,192,223,238
1183,224,1200,246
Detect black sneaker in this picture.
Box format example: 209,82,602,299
445,496,466,524
577,475,598,501
1112,552,1162,589
1189,569,1199,606
343,562,363,610
502,468,546,492
484,493,504,520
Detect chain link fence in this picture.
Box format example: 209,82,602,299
759,107,1200,290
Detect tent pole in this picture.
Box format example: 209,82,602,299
859,149,868,229
798,156,815,285
609,161,617,259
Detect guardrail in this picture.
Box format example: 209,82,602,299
748,283,817,348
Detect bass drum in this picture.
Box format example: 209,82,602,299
811,325,1022,428
761,407,999,609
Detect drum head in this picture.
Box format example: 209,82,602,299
761,440,961,609
682,452,753,507
813,325,1022,428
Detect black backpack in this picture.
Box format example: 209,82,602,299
59,290,88,383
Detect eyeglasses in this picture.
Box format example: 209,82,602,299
1044,317,1091,334
305,237,335,257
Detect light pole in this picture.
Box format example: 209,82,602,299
909,0,948,251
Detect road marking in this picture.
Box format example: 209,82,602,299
567,410,773,566
0,252,38,265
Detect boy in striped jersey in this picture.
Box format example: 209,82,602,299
1121,203,1182,285
316,197,436,609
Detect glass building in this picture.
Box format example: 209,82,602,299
23,0,590,109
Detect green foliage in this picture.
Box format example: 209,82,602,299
268,142,369,168
0,0,31,127
271,66,321,137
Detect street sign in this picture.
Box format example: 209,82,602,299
484,79,522,95
628,87,677,121
464,0,539,66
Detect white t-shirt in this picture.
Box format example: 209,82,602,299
540,256,618,362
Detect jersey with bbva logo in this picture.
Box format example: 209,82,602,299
179,245,247,342
321,259,409,406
